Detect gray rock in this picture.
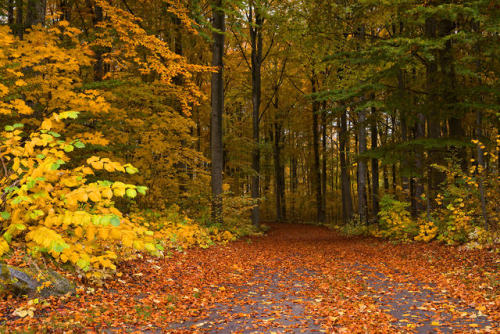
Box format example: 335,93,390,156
0,262,75,297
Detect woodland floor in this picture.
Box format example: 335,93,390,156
1,223,498,333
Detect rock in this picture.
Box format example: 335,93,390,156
0,262,75,298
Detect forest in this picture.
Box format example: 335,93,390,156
0,0,498,332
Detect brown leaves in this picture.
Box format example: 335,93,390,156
0,223,497,333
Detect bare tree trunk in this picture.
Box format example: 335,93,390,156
390,114,397,193
340,110,353,223
476,110,488,229
357,107,368,224
250,4,263,227
291,154,297,217
321,101,328,222
370,107,379,220
273,123,284,222
26,0,46,26
15,0,23,39
8,0,14,26
210,0,225,225
383,114,389,191
311,74,325,223
93,5,105,81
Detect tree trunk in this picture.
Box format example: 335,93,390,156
210,0,225,225
426,16,449,197
26,0,46,27
321,101,328,222
311,74,325,223
357,107,368,224
414,113,426,215
273,123,284,222
250,4,263,227
476,110,488,229
339,110,353,223
15,0,23,39
8,0,14,26
93,5,105,81
370,107,379,220
291,155,297,217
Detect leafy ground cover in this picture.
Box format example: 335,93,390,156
0,223,498,333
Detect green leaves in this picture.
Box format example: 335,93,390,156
77,258,90,271
137,186,148,195
126,188,137,198
64,145,74,153
59,111,79,119
4,123,23,132
125,165,139,174
52,241,69,253
74,141,85,149
110,215,121,227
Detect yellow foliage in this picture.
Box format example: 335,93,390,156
414,220,438,242
0,25,160,278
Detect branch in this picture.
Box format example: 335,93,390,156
411,51,429,66
259,57,288,122
261,34,275,62
229,26,251,69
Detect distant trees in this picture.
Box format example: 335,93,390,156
1,0,496,242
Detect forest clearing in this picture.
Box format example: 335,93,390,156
0,0,498,333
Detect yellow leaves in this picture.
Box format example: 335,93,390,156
0,238,9,256
0,83,8,97
66,189,89,206
0,26,158,280
15,79,27,87
88,188,101,202
11,99,33,115
26,226,64,249
121,233,134,247
86,226,96,242
40,119,53,130
97,227,109,240
415,220,438,242
74,227,84,238
112,182,126,197
101,187,113,199
87,156,104,170
61,176,79,188
110,228,122,240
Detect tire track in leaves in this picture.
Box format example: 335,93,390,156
168,267,324,333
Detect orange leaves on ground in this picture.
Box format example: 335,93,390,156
1,224,497,332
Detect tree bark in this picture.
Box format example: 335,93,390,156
26,0,46,27
370,107,379,220
93,5,105,81
15,0,23,39
8,0,14,26
339,110,353,223
311,74,325,223
210,0,225,225
273,123,285,222
321,101,328,222
291,154,297,217
357,107,368,224
249,3,263,227
414,113,426,215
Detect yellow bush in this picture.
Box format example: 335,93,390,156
0,25,160,278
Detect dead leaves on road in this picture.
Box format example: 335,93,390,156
0,223,498,333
